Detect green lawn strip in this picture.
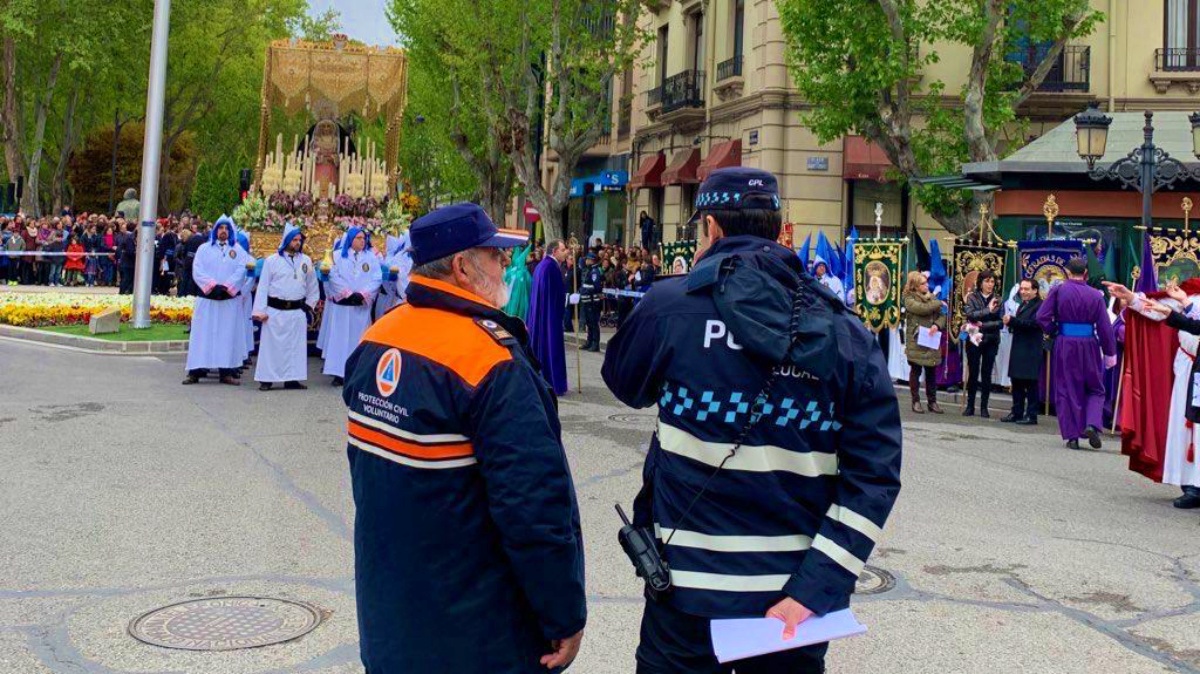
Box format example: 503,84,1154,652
37,323,190,342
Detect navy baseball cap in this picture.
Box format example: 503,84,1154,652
409,202,529,266
688,167,781,229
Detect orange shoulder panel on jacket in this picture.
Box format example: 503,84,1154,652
362,304,513,387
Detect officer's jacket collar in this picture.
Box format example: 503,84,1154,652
688,236,805,293
406,274,533,351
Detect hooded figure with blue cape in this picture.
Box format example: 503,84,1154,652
527,240,569,395
375,233,413,321
322,227,381,385
183,215,254,385
503,243,533,319
252,223,319,390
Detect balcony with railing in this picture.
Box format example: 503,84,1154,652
1152,48,1200,94
660,70,705,114
1006,44,1090,93
717,56,742,82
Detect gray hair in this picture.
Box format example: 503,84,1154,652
123,188,137,200
546,239,564,256
412,254,457,280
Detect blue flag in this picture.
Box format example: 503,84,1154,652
929,238,949,301
843,228,859,302
797,234,812,270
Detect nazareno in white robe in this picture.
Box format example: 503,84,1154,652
1164,299,1200,487
374,234,413,321
322,247,381,378
253,252,319,383
186,238,252,372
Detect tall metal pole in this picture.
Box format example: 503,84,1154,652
131,0,171,329
1140,111,1155,231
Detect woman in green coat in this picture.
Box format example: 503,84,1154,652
903,271,946,414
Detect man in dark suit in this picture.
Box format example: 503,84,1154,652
1002,279,1044,425
117,221,137,294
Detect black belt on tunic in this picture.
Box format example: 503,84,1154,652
332,294,365,306
267,297,305,311
200,287,234,301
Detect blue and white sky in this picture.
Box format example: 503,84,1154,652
308,0,399,47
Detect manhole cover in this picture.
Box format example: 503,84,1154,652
856,565,896,595
608,413,656,427
129,596,323,651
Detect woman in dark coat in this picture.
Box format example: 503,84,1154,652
963,269,1003,417
1002,278,1044,424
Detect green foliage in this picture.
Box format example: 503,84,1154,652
777,0,1102,231
67,122,196,215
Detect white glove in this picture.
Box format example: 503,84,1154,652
568,293,581,305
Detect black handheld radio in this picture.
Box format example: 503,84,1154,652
615,504,672,597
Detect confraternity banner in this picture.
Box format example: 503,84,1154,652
1017,240,1085,299
853,240,903,332
1150,229,1200,286
660,240,699,276
952,244,1007,334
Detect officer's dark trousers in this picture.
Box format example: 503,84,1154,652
583,302,600,348
636,598,827,674
119,264,135,294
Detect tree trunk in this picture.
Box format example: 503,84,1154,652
1,36,22,185
22,52,63,215
51,83,82,213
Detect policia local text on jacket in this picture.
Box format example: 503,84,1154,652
343,271,586,673
603,234,902,672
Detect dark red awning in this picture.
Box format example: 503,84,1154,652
697,140,743,181
629,152,666,190
843,135,895,181
662,149,701,185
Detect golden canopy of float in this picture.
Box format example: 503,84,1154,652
248,35,410,262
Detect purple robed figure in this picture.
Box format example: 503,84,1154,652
1037,279,1117,442
527,255,568,395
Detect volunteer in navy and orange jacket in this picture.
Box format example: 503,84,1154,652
342,202,586,674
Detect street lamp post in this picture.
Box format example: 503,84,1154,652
1073,104,1200,230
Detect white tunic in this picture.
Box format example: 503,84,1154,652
322,249,382,378
818,274,845,303
186,241,252,371
253,253,319,383
1165,299,1200,487
887,326,910,382
240,272,257,360
374,238,413,321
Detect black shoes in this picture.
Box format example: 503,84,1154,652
980,408,991,419
1085,425,1103,449
331,376,344,387
1174,487,1200,509
1015,416,1038,426
181,375,200,385
284,381,308,390
1001,413,1020,423
259,383,273,391
1067,439,1082,450
963,408,975,417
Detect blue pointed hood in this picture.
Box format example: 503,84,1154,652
210,215,236,245
236,230,251,254
797,234,812,269
341,227,370,258
278,223,304,254
929,238,949,301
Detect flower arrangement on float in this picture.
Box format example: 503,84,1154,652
0,293,194,327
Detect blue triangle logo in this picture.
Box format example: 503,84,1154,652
382,360,396,383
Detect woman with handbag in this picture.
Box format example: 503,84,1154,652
963,270,1003,417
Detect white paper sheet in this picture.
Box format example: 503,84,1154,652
916,326,941,350
711,608,867,664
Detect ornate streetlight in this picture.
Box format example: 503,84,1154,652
1073,103,1200,229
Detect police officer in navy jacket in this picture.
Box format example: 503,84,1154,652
602,168,902,673
343,203,586,673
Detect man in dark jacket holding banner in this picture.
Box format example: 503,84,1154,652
1002,279,1044,425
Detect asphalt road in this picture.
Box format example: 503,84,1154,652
1,335,1198,673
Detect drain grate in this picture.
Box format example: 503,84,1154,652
608,413,657,428
856,565,897,596
129,596,323,651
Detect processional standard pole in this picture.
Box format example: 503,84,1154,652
1043,194,1059,416
132,0,171,329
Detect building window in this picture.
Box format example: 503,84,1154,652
689,11,704,74
658,26,670,84
734,0,745,60
1164,0,1200,69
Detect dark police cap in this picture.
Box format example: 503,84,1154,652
693,167,781,212
409,202,529,266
